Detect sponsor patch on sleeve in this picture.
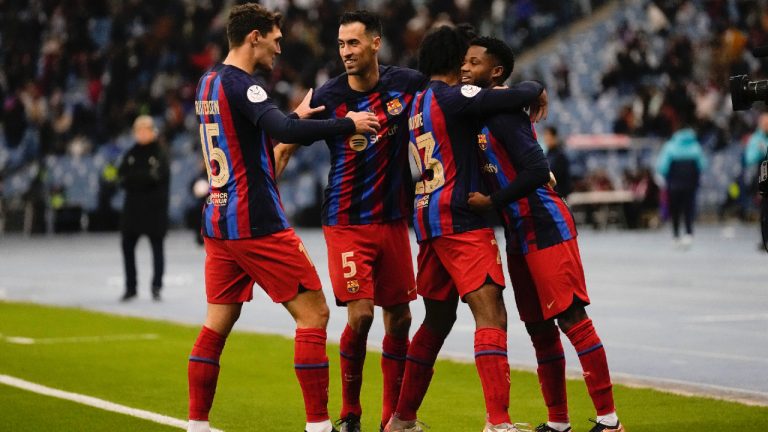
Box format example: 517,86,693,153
246,85,268,103
460,84,482,98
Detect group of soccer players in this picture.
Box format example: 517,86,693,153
187,4,625,432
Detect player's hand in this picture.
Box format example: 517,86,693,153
467,192,493,212
548,171,557,188
294,88,325,119
346,111,380,134
274,143,299,179
529,88,548,122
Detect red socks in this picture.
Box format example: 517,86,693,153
295,328,331,423
530,324,569,423
474,328,511,425
381,334,409,425
564,318,615,415
394,325,446,421
339,325,367,418
188,326,227,421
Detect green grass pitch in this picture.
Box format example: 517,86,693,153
1,301,766,431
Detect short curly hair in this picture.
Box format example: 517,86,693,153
470,36,515,85
418,26,471,77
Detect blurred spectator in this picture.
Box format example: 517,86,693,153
655,123,707,248
542,126,573,197
118,115,169,302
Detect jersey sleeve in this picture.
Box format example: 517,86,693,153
438,81,543,117
487,112,550,207
224,74,280,126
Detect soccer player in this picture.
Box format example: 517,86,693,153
274,10,427,432
187,4,379,432
461,37,625,432
384,26,546,432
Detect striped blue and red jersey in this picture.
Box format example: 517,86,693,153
195,64,287,239
477,111,577,254
310,65,427,226
409,81,543,242
195,63,356,239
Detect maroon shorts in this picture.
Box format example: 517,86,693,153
416,228,505,301
203,228,322,304
507,238,590,323
323,219,416,307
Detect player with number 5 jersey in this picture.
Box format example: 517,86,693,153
274,11,427,431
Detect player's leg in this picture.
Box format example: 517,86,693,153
284,289,334,432
380,302,411,428
387,296,457,431
557,304,622,431
188,238,250,432
526,320,569,432
339,299,375,423
683,188,696,238
120,231,139,300
465,284,512,427
322,224,379,427
375,220,417,428
188,303,242,432
149,233,165,299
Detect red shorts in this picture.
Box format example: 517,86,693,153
507,238,590,323
203,228,322,304
416,228,505,301
323,219,416,307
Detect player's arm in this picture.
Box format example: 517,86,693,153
258,109,378,143
468,115,550,211
274,143,299,179
450,81,545,118
273,89,325,178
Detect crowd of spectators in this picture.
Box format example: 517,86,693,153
0,0,608,174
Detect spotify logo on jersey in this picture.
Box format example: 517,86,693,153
349,134,369,151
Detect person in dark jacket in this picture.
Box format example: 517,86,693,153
543,126,573,197
655,125,707,248
118,115,170,301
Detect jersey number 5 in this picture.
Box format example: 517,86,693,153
410,132,445,194
199,122,230,188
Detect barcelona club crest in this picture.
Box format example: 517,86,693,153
386,98,403,116
477,133,488,151
346,280,360,293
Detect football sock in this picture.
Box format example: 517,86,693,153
381,334,409,426
304,419,334,432
188,326,226,421
295,328,331,423
395,325,446,421
339,324,367,418
186,419,211,432
564,318,615,415
474,327,511,425
530,323,569,423
596,412,619,426
547,421,572,431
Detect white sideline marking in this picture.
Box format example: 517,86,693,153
3,334,159,345
0,375,224,431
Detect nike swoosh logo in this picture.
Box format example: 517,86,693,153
546,300,556,309
408,287,417,295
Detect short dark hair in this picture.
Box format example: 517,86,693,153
339,10,382,36
545,125,558,136
418,26,470,77
470,36,515,84
227,3,283,47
